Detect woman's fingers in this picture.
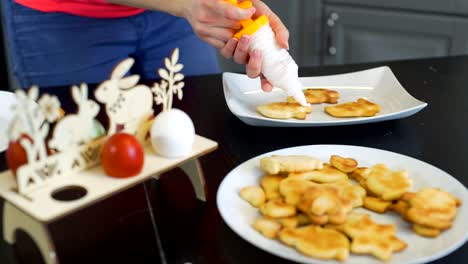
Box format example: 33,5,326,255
184,0,254,49
233,35,251,64
201,36,226,49
197,26,234,43
215,19,242,30
220,38,238,59
246,49,263,78
261,75,273,92
215,1,256,20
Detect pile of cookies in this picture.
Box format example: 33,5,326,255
239,154,462,261
256,88,380,120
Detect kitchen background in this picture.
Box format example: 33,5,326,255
219,0,468,71
3,0,468,90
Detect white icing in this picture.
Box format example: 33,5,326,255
249,23,309,106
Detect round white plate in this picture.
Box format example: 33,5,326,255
217,145,468,264
0,91,16,152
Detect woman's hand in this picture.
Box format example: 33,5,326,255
106,0,255,49
220,0,289,92
181,0,256,48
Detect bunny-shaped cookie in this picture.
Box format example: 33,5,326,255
95,58,154,136
49,84,100,152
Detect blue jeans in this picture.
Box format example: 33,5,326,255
2,0,220,88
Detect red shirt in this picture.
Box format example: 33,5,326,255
15,0,145,18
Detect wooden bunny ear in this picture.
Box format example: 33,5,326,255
119,75,140,89
71,85,81,104
111,58,135,80
80,83,88,100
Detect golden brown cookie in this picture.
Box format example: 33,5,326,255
405,188,460,230
253,217,282,239
363,196,393,213
389,199,411,217
279,225,350,261
260,155,324,175
297,185,353,225
343,213,407,261
240,186,266,208
260,198,297,218
412,224,441,238
365,164,412,201
287,88,340,104
323,223,346,233
330,155,358,173
288,164,348,183
324,180,366,208
279,178,318,206
325,98,380,117
348,167,369,186
261,174,284,200
257,102,312,120
274,216,299,228
296,213,311,226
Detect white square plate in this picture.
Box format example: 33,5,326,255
223,66,427,127
217,145,468,264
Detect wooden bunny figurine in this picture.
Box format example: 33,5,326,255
95,58,154,136
49,84,100,152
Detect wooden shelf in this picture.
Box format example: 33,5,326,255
0,135,217,222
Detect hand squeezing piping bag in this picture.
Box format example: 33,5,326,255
226,0,309,106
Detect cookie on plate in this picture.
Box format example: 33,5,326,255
240,186,266,208
253,217,282,239
365,164,412,201
325,98,380,117
405,188,460,230
279,225,350,261
260,198,297,218
289,164,348,183
279,178,318,206
257,102,312,120
287,88,340,104
260,155,323,175
297,185,353,225
330,155,358,173
343,213,407,261
261,174,285,200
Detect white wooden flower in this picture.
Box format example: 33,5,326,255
38,94,61,123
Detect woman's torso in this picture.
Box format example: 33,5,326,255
15,0,145,18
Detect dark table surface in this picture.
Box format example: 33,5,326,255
1,55,468,264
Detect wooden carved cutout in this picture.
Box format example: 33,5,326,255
8,87,50,163
95,58,154,136
16,137,106,194
49,84,99,152
152,48,185,112
6,50,185,195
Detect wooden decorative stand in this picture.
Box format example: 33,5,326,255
0,135,217,263
0,48,218,263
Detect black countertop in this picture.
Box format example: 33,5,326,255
1,55,468,263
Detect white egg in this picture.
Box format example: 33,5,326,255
150,108,195,158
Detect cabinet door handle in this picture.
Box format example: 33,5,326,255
326,33,337,56
326,12,339,56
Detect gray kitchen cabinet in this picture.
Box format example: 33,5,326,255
216,0,468,71
321,5,468,65
327,0,468,16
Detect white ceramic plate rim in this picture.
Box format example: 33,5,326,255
222,66,428,126
0,91,16,152
217,145,468,264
